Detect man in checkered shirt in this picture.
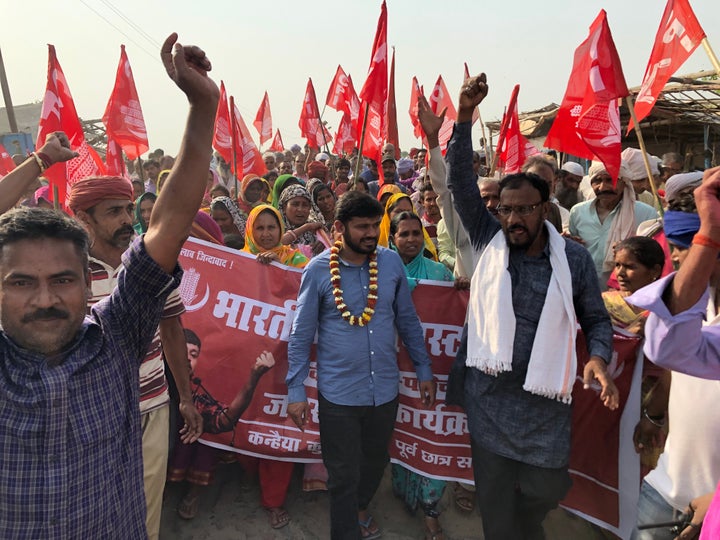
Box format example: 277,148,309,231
0,33,219,539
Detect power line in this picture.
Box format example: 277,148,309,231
98,0,161,49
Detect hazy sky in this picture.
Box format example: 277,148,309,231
2,0,718,156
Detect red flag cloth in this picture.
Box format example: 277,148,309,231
269,129,284,152
232,101,266,178
429,75,457,152
37,45,104,206
495,85,540,174
357,1,388,164
102,45,149,161
213,81,233,165
326,65,351,114
630,0,706,130
464,63,480,126
385,48,400,159
299,78,332,150
0,143,15,176
333,113,356,155
253,91,273,146
544,10,629,181
409,77,425,140
346,75,361,125
105,136,126,177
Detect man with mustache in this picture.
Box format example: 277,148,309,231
445,73,619,540
286,190,436,540
568,162,658,288
67,173,203,539
0,33,218,539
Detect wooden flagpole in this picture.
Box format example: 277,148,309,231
311,78,331,156
489,106,507,177
701,38,720,74
625,95,663,216
229,96,239,199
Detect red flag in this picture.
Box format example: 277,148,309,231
428,75,457,152
385,48,400,159
630,0,706,130
105,136,126,177
326,65,351,114
269,129,284,152
464,63,480,126
409,77,425,140
544,10,629,181
299,78,331,149
253,91,273,146
0,143,15,176
357,1,388,163
333,113,356,155
346,75,361,125
213,81,233,165
495,85,540,174
102,45,149,161
37,45,104,206
232,101,266,178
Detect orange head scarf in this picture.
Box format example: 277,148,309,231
242,204,308,268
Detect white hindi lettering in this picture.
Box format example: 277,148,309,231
262,393,288,417
196,250,228,268
456,456,473,469
396,403,467,436
212,291,298,341
423,323,462,357
394,440,419,459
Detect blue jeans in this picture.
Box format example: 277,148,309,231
318,393,399,540
631,480,681,540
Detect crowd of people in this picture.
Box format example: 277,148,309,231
2,34,720,540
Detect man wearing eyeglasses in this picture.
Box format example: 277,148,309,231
444,73,619,540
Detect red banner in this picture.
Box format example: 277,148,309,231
630,0,706,130
213,82,233,166
544,10,629,181
178,238,641,536
253,91,273,147
428,75,457,153
102,45,149,161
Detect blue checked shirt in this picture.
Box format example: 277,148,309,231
0,237,182,540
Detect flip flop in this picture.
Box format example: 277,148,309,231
359,515,382,540
453,483,474,513
266,507,291,529
178,493,199,520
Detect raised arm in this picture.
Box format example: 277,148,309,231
144,33,220,273
0,132,77,214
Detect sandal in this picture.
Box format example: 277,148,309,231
359,514,382,540
266,507,291,529
424,516,444,540
453,483,474,513
177,493,199,520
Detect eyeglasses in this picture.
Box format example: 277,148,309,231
495,202,543,217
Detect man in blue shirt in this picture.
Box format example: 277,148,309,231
286,191,436,540
0,33,219,539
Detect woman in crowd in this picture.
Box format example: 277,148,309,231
133,192,157,234
377,183,402,208
238,204,307,529
211,196,247,241
278,184,327,257
271,174,303,208
308,179,337,230
237,174,270,215
379,193,437,260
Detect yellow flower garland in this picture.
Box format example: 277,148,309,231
329,240,378,326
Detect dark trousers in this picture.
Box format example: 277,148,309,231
471,441,572,540
318,393,399,540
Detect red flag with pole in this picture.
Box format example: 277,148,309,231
357,0,388,164
495,85,540,174
428,75,457,152
326,65,351,114
102,45,149,161
253,91,273,146
629,0,705,131
105,136,126,177
333,113,356,155
385,47,400,159
464,63,480,126
269,129,284,152
232,101,266,178
409,77,425,140
346,75,361,126
544,10,629,181
213,81,233,165
0,143,15,176
37,45,104,206
299,78,331,149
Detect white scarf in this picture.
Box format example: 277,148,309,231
466,222,577,403
602,178,637,272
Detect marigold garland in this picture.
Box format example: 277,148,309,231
329,240,378,326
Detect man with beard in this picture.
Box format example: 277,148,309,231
68,174,203,539
286,190,436,540
555,162,585,211
445,73,619,540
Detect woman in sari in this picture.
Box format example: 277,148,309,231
278,184,327,257
271,174,303,208
238,204,306,529
308,180,337,230
378,193,438,260
237,174,270,215
133,192,157,234
210,196,247,240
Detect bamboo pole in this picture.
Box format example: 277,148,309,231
701,38,720,75
229,96,239,199
311,77,331,155
52,184,59,211
625,95,663,217
353,102,371,181
489,107,507,177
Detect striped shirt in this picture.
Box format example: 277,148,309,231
88,255,185,414
0,237,183,539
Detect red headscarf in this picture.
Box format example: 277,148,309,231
66,176,134,213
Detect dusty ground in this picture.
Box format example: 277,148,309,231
160,460,613,540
